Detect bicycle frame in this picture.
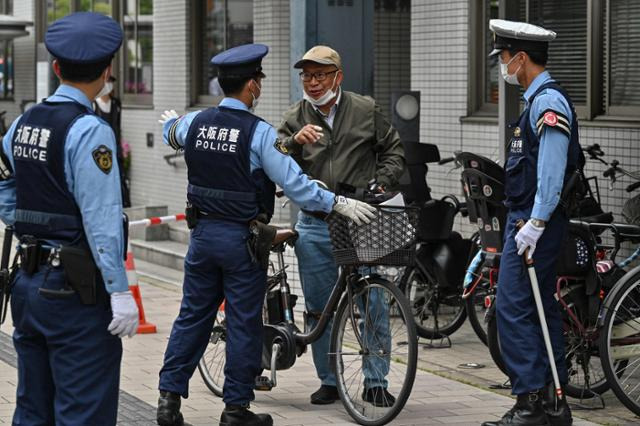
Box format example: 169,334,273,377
268,248,361,348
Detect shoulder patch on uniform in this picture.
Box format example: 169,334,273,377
92,145,113,174
536,108,570,138
543,111,558,126
274,138,289,155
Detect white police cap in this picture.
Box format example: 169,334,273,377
489,19,556,57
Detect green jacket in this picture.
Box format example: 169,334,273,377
278,90,405,192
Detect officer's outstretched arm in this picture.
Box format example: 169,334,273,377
256,124,334,213
161,110,201,150
255,124,376,224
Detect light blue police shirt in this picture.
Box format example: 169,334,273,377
524,71,572,222
163,97,335,213
0,84,128,293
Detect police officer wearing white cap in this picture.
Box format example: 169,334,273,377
482,19,583,426
156,43,376,426
0,12,138,425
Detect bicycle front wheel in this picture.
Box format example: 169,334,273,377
330,275,418,425
599,269,640,415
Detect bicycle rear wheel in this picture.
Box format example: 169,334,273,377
400,265,467,339
197,305,227,397
599,269,640,415
330,275,417,425
465,276,491,346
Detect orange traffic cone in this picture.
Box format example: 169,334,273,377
125,245,157,334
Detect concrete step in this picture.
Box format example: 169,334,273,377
130,238,188,272
168,222,190,245
134,258,183,289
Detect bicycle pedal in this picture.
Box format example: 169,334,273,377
254,376,274,391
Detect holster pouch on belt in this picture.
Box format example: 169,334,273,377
1,226,15,324
185,202,198,229
248,220,277,271
18,235,41,276
59,245,97,305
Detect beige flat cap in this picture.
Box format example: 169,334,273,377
294,45,341,69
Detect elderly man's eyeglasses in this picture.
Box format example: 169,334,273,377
299,69,339,82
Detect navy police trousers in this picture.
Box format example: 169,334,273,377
10,267,122,426
496,208,569,395
159,219,266,406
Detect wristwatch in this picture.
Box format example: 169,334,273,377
530,218,546,228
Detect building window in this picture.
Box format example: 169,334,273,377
605,0,640,116
192,0,253,105
122,0,153,104
522,0,588,110
0,0,11,15
471,0,639,121
0,0,13,100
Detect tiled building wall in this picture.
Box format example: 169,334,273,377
373,1,411,118
124,0,190,214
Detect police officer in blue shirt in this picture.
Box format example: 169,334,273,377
156,43,375,426
481,20,581,426
0,12,139,425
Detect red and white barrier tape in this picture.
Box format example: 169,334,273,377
128,213,186,229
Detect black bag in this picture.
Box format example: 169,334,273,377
416,199,456,241
556,229,592,278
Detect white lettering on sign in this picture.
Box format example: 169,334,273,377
510,139,523,154
13,124,53,163
193,124,241,154
228,128,240,143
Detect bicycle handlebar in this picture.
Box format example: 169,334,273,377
627,181,640,193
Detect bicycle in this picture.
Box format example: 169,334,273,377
395,142,477,342
199,199,419,425
589,152,640,416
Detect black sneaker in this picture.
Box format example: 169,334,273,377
310,385,340,405
219,404,273,426
157,390,185,426
481,390,549,426
362,387,396,407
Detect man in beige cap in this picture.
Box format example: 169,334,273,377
278,45,404,406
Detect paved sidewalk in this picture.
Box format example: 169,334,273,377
1,280,601,425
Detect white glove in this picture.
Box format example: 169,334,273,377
514,219,545,259
108,291,139,338
158,109,179,125
332,195,377,226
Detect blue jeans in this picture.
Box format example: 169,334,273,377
295,212,390,388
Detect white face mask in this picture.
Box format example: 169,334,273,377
96,81,113,99
500,54,522,86
249,80,260,111
303,72,339,106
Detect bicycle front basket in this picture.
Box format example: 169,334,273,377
326,206,419,266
